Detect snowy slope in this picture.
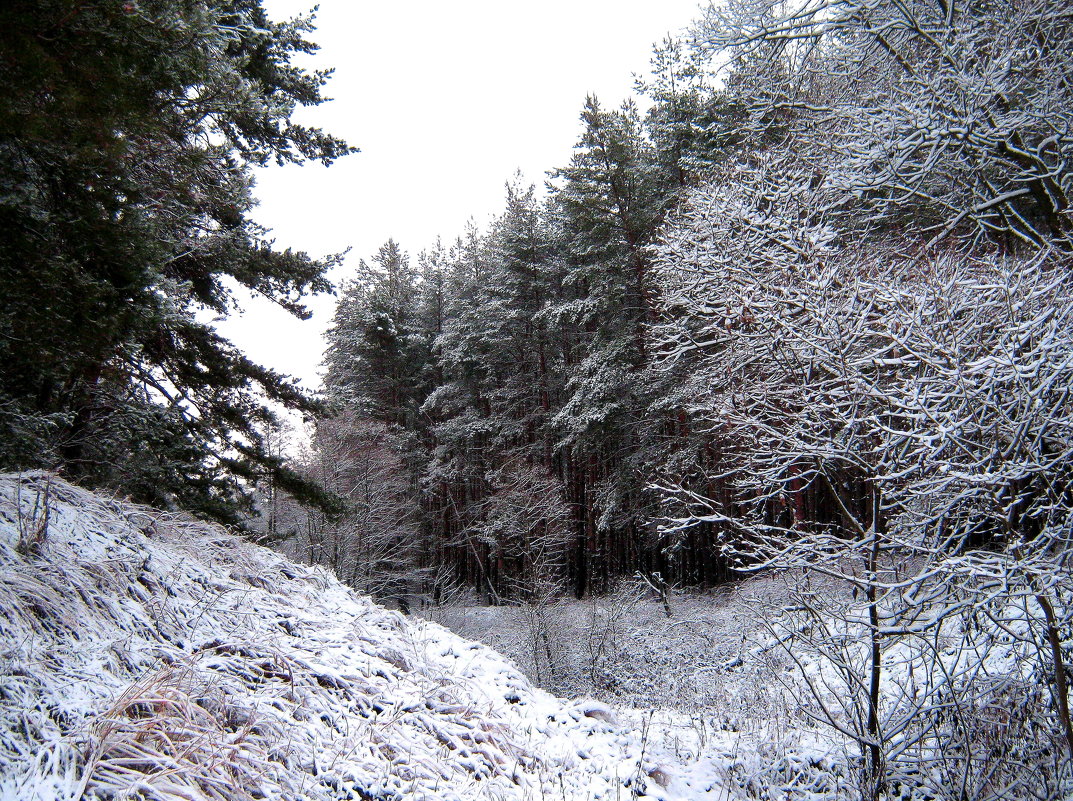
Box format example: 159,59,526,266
0,473,731,801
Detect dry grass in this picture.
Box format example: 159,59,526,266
0,473,680,801
77,661,278,801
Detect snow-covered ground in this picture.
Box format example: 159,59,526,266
428,568,1073,801
422,575,803,709
425,577,866,797
5,473,1063,800
0,473,849,801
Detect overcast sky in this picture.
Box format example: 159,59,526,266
219,0,707,390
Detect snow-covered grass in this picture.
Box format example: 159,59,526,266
3,472,817,801
424,577,872,797
3,472,1064,800
423,574,815,710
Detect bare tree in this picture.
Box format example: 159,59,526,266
649,150,1073,797
464,459,574,601
694,0,1073,250
296,412,426,606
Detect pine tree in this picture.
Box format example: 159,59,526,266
545,97,668,594
0,0,352,523
324,241,429,428
639,37,750,188
424,181,574,599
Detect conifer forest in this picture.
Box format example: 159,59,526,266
2,1,1073,799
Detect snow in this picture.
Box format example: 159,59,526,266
6,472,1061,800
430,561,1073,800
428,576,884,796
0,472,759,801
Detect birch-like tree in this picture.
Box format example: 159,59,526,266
649,3,1073,786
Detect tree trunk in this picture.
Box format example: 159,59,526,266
1037,591,1073,762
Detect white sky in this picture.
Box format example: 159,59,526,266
219,0,707,390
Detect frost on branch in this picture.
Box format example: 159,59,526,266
648,155,1073,796
694,0,1073,250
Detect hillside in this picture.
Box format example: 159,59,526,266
4,473,1065,801
0,473,753,801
